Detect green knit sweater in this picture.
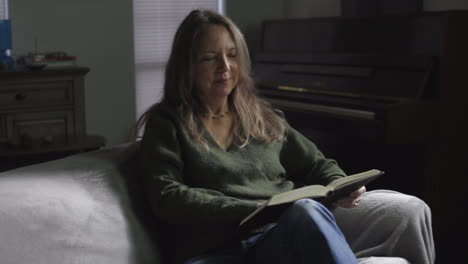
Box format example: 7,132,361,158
139,105,346,263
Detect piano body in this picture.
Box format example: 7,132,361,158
253,10,468,261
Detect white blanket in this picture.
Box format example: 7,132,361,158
0,146,160,264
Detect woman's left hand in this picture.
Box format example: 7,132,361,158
334,186,366,208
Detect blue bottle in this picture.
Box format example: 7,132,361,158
0,19,14,70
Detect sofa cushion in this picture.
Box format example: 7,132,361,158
0,143,160,264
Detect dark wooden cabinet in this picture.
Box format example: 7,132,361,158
0,67,105,171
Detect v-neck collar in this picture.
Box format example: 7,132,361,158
202,125,237,152
197,118,236,152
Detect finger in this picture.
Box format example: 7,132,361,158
358,186,366,195
350,186,366,198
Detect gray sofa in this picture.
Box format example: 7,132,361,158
0,143,409,264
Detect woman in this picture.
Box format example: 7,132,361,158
138,9,435,264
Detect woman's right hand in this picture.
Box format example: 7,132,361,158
334,186,366,209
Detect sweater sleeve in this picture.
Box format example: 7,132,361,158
139,109,257,226
280,126,346,186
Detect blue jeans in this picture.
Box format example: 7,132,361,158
185,199,358,264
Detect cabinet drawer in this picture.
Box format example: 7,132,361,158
0,81,72,109
6,111,75,147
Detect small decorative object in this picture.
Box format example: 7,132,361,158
0,19,14,70
23,54,47,70
16,38,77,70
14,36,47,70
42,51,77,68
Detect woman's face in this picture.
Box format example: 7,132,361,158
193,25,240,102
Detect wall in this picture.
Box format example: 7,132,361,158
225,0,340,54
225,0,285,55
284,0,468,18
227,0,468,54
10,0,135,145
284,0,340,18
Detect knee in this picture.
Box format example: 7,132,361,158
288,199,335,224
282,200,347,250
399,195,432,223
291,198,325,212
367,191,432,223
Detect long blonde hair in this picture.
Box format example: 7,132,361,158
136,9,287,147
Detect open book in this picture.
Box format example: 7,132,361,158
239,169,384,230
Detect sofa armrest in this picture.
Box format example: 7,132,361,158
0,142,160,264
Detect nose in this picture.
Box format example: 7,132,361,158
217,54,230,72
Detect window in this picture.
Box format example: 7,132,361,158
0,0,8,19
133,0,223,118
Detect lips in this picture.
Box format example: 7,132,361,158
214,78,230,83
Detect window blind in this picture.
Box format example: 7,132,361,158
0,0,7,19
133,0,222,119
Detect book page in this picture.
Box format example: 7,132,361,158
268,184,330,206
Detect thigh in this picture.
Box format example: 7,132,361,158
333,189,434,264
332,189,424,247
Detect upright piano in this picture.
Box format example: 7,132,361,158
253,10,468,262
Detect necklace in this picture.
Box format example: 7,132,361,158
201,111,230,120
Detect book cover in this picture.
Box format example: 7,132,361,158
239,169,384,230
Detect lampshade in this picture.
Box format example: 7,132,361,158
0,19,12,50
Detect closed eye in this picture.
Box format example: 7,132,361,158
200,56,215,62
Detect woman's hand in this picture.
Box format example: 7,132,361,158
334,186,366,208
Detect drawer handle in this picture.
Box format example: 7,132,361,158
15,93,28,101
